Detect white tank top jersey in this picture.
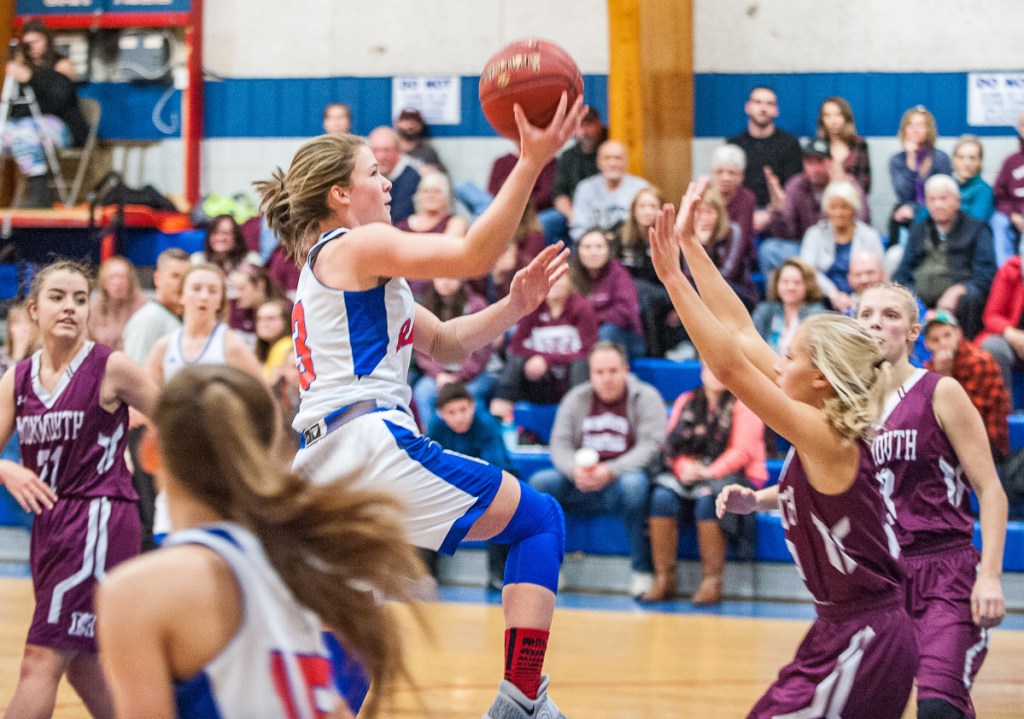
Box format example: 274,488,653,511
163,523,342,719
162,323,229,382
291,228,417,431
153,321,231,537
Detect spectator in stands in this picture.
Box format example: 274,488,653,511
322,102,352,135
429,382,514,591
978,250,1024,391
413,278,494,427
923,309,1010,463
752,257,828,356
893,174,996,339
254,298,293,381
951,135,995,226
570,140,648,243
368,126,420,225
122,247,190,550
394,108,446,174
88,255,147,352
529,342,666,596
228,262,288,346
399,174,467,235
490,204,547,302
489,272,597,418
570,229,645,360
727,86,803,235
888,105,952,245
489,148,556,213
991,108,1024,267
758,138,870,276
265,241,301,300
2,40,87,207
816,96,871,193
689,187,759,310
643,362,767,604
846,250,886,312
192,214,263,274
617,186,683,357
20,20,76,80
799,180,884,313
540,106,606,245
710,144,757,259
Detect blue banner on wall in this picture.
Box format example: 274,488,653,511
17,0,190,15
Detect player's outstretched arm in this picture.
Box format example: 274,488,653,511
351,96,585,283
934,377,1007,628
416,244,569,364
671,177,779,379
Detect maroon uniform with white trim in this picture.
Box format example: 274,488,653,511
14,342,140,652
877,368,988,717
748,445,917,719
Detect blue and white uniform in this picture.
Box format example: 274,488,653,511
153,323,230,538
163,523,342,719
290,229,503,553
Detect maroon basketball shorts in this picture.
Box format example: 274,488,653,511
748,596,918,719
904,543,988,718
28,496,140,653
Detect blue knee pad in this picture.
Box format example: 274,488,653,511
491,482,565,593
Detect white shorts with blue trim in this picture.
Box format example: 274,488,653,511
291,408,504,553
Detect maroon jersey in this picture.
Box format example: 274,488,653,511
14,342,134,501
580,393,633,461
777,445,903,611
875,369,973,553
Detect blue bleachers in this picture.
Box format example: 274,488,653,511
630,358,702,404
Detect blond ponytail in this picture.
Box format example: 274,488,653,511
254,133,366,263
800,314,891,441
155,366,424,717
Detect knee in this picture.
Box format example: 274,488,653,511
649,485,680,518
528,469,567,500
694,495,717,521
18,645,64,683
617,471,651,510
917,698,967,719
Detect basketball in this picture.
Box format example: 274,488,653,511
479,39,583,141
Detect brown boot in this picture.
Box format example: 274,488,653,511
692,520,726,605
640,517,679,602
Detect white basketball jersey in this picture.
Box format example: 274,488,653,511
164,523,341,719
154,322,230,535
162,323,229,382
291,228,416,431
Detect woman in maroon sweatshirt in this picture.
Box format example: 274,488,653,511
490,272,597,417
570,229,645,360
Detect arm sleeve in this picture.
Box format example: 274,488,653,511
549,390,584,477
967,222,997,296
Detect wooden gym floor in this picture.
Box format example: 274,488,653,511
2,579,1022,717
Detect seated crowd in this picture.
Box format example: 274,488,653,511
4,87,1023,606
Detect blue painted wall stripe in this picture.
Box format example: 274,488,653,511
78,72,1018,141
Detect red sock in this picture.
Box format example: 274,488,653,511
503,627,549,700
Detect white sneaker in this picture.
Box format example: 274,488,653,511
630,571,653,598
483,675,566,718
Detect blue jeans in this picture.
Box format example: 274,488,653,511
529,467,652,572
412,372,497,429
538,208,570,247
990,211,1020,268
598,323,646,362
757,237,801,277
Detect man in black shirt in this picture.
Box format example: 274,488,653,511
727,86,803,235
539,106,607,246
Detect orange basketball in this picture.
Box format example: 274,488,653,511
479,39,583,141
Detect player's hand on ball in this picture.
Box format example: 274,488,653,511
514,93,585,168
716,484,757,518
508,243,570,316
1,461,57,514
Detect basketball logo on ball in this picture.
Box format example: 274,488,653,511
479,39,583,141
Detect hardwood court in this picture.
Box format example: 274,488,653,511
2,578,1022,717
